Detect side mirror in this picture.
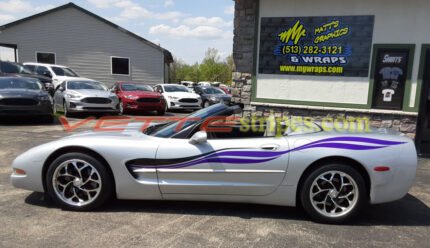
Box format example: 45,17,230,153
189,131,207,145
58,86,65,92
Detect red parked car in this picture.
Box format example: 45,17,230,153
111,82,166,115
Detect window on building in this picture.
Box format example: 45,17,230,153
111,57,130,75
36,52,56,64
371,45,414,110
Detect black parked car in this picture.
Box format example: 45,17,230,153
0,77,54,122
0,61,54,96
193,86,231,108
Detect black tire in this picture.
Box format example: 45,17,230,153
299,163,367,224
202,100,210,108
46,152,114,211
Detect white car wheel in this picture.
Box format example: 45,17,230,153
300,164,366,223
203,101,211,108
46,153,114,211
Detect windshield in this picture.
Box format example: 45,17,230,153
0,78,42,90
164,85,190,93
51,66,79,77
150,103,229,138
202,87,225,95
121,84,153,92
67,81,105,90
1,62,32,74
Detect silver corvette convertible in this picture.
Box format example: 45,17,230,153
11,104,417,223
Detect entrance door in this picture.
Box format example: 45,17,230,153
416,48,430,155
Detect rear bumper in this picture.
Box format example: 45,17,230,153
369,142,418,204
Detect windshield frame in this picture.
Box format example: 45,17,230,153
163,85,190,93
121,83,154,92
0,77,43,90
148,103,234,138
67,80,105,91
51,66,79,77
201,87,226,95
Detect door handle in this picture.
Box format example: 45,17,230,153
260,144,280,151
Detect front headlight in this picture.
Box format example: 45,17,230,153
168,96,179,100
38,95,51,101
125,95,138,100
66,94,80,99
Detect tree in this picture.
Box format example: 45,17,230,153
170,48,233,84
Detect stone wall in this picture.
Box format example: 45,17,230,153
233,0,258,74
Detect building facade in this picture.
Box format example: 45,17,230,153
232,0,430,155
0,3,172,86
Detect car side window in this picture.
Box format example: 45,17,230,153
155,86,163,93
24,65,36,72
36,66,52,77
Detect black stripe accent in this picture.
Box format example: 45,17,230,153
125,148,250,168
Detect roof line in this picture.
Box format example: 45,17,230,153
0,2,173,63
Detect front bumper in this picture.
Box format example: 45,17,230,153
0,102,53,117
67,98,119,113
123,98,165,111
168,99,202,110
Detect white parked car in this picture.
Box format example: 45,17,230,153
23,62,91,88
154,84,201,111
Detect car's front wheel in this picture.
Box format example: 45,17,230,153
46,153,114,211
300,163,367,224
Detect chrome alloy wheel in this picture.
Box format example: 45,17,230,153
52,159,102,207
309,171,359,218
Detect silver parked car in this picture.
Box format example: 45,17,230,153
10,103,417,223
53,79,119,116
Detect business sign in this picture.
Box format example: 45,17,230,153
259,16,375,77
372,49,409,110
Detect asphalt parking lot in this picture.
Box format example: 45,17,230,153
0,113,429,248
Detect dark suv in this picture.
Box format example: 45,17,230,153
0,61,54,96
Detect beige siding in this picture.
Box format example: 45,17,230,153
0,7,165,86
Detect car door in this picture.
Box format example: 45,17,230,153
156,134,289,196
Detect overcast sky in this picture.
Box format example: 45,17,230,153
0,0,235,64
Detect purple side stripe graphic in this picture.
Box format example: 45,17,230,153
133,137,407,169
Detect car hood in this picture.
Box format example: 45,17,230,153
67,89,113,98
122,91,161,97
164,91,200,98
0,88,45,97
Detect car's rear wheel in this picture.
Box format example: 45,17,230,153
300,163,366,224
46,153,114,211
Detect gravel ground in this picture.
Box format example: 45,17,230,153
0,115,429,248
